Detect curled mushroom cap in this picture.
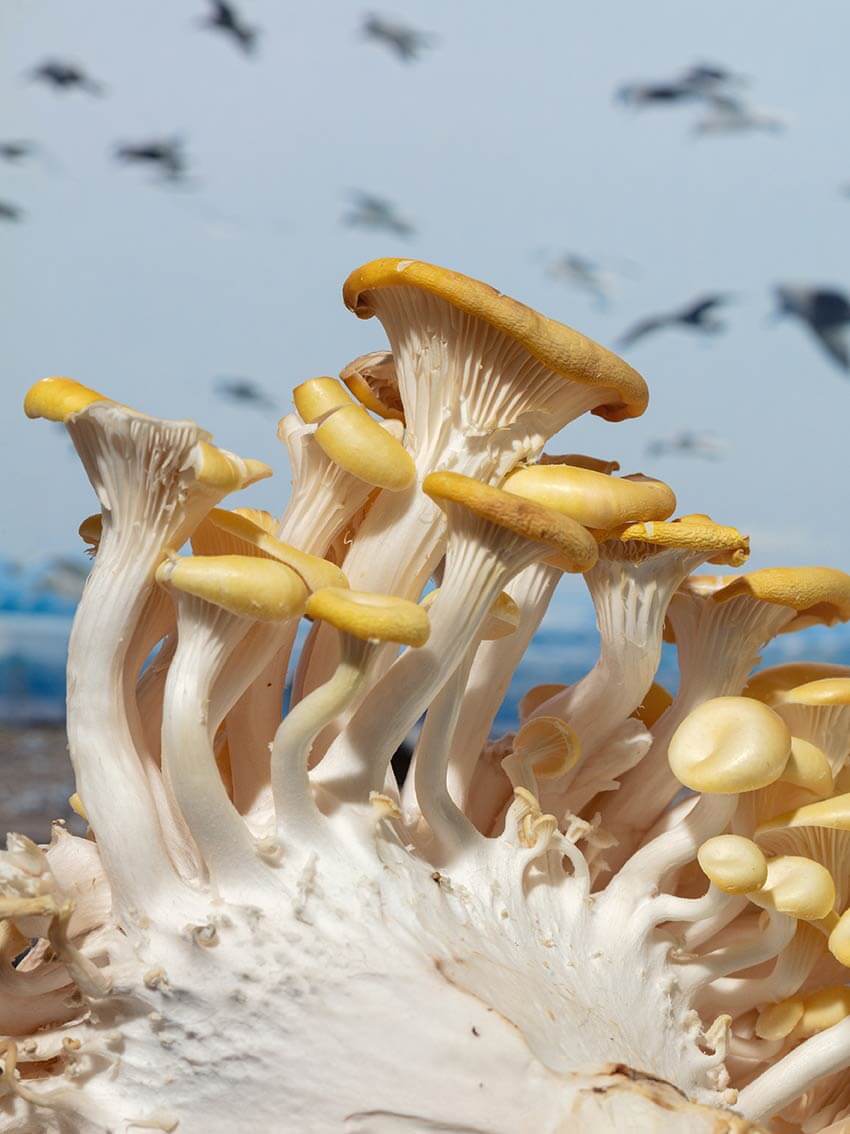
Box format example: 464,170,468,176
697,834,768,894
195,442,272,492
423,471,599,573
779,737,834,797
743,662,850,704
774,677,850,708
614,515,750,567
306,586,429,647
343,258,649,422
156,555,309,622
828,908,850,966
339,351,404,422
632,682,673,729
668,696,791,794
538,452,620,475
795,986,850,1037
293,376,414,492
512,716,581,780
755,998,805,1041
748,855,837,921
712,567,850,630
501,464,675,532
23,376,111,421
193,508,347,592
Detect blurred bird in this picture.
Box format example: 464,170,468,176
362,14,435,62
617,294,733,348
545,253,621,306
693,95,786,136
646,431,728,460
114,139,187,184
617,61,743,107
200,1,259,55
0,201,24,222
343,191,415,237
214,378,277,411
773,285,850,370
0,141,37,164
29,60,105,95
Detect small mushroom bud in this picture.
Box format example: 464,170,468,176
795,986,850,1038
828,908,850,967
779,736,834,797
755,997,804,1041
748,855,836,922
697,835,768,895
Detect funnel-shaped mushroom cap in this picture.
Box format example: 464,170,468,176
698,834,768,894
340,351,404,422
757,792,850,837
24,376,111,421
668,696,791,793
633,682,673,729
423,471,598,572
512,716,581,780
829,909,850,966
712,568,850,629
614,516,750,567
343,259,649,422
755,998,805,1041
78,512,102,553
193,508,347,592
501,465,675,531
780,737,834,797
743,662,850,704
156,555,308,622
775,678,850,708
306,586,429,647
539,453,620,475
293,377,414,492
796,986,850,1037
749,855,837,921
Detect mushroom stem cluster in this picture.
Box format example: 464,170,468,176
4,259,850,1133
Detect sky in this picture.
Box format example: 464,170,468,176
3,0,850,591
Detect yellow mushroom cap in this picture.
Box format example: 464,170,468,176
518,682,568,719
342,258,649,422
78,513,102,553
196,508,347,592
755,998,805,1041
68,792,88,822
779,737,834,798
614,516,750,567
501,464,675,532
231,507,278,534
712,567,850,628
24,376,111,421
749,855,837,921
743,662,850,704
756,793,850,841
668,696,791,794
156,555,308,622
539,453,620,475
632,682,673,729
424,471,599,573
293,377,353,424
796,986,850,1038
480,590,520,640
697,835,768,894
828,909,850,967
775,677,850,708
195,442,272,492
339,351,404,422
512,717,581,780
305,586,430,647
314,404,415,492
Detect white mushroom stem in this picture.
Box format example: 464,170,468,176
599,594,795,875
160,591,276,899
314,521,558,805
444,561,561,813
272,633,376,847
682,909,796,992
735,1015,850,1122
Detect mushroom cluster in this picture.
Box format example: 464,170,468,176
3,258,850,1133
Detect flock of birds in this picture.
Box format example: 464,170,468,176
5,6,850,461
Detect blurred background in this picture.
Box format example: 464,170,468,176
3,0,849,837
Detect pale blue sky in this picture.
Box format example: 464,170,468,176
3,0,849,585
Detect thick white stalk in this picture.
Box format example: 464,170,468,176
682,909,796,991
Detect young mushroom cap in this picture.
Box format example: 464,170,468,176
511,717,581,780
339,351,404,422
779,737,834,797
697,834,768,894
423,471,599,573
748,855,837,921
614,516,750,567
756,792,850,837
293,377,414,491
773,677,850,708
743,662,850,704
538,452,620,474
156,555,309,622
23,376,112,420
305,586,430,647
755,998,805,1041
828,908,850,966
712,567,850,631
342,258,649,422
795,986,850,1038
501,464,675,532
668,696,792,794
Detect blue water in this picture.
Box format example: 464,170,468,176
3,561,850,727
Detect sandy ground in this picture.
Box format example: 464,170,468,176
0,726,85,843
